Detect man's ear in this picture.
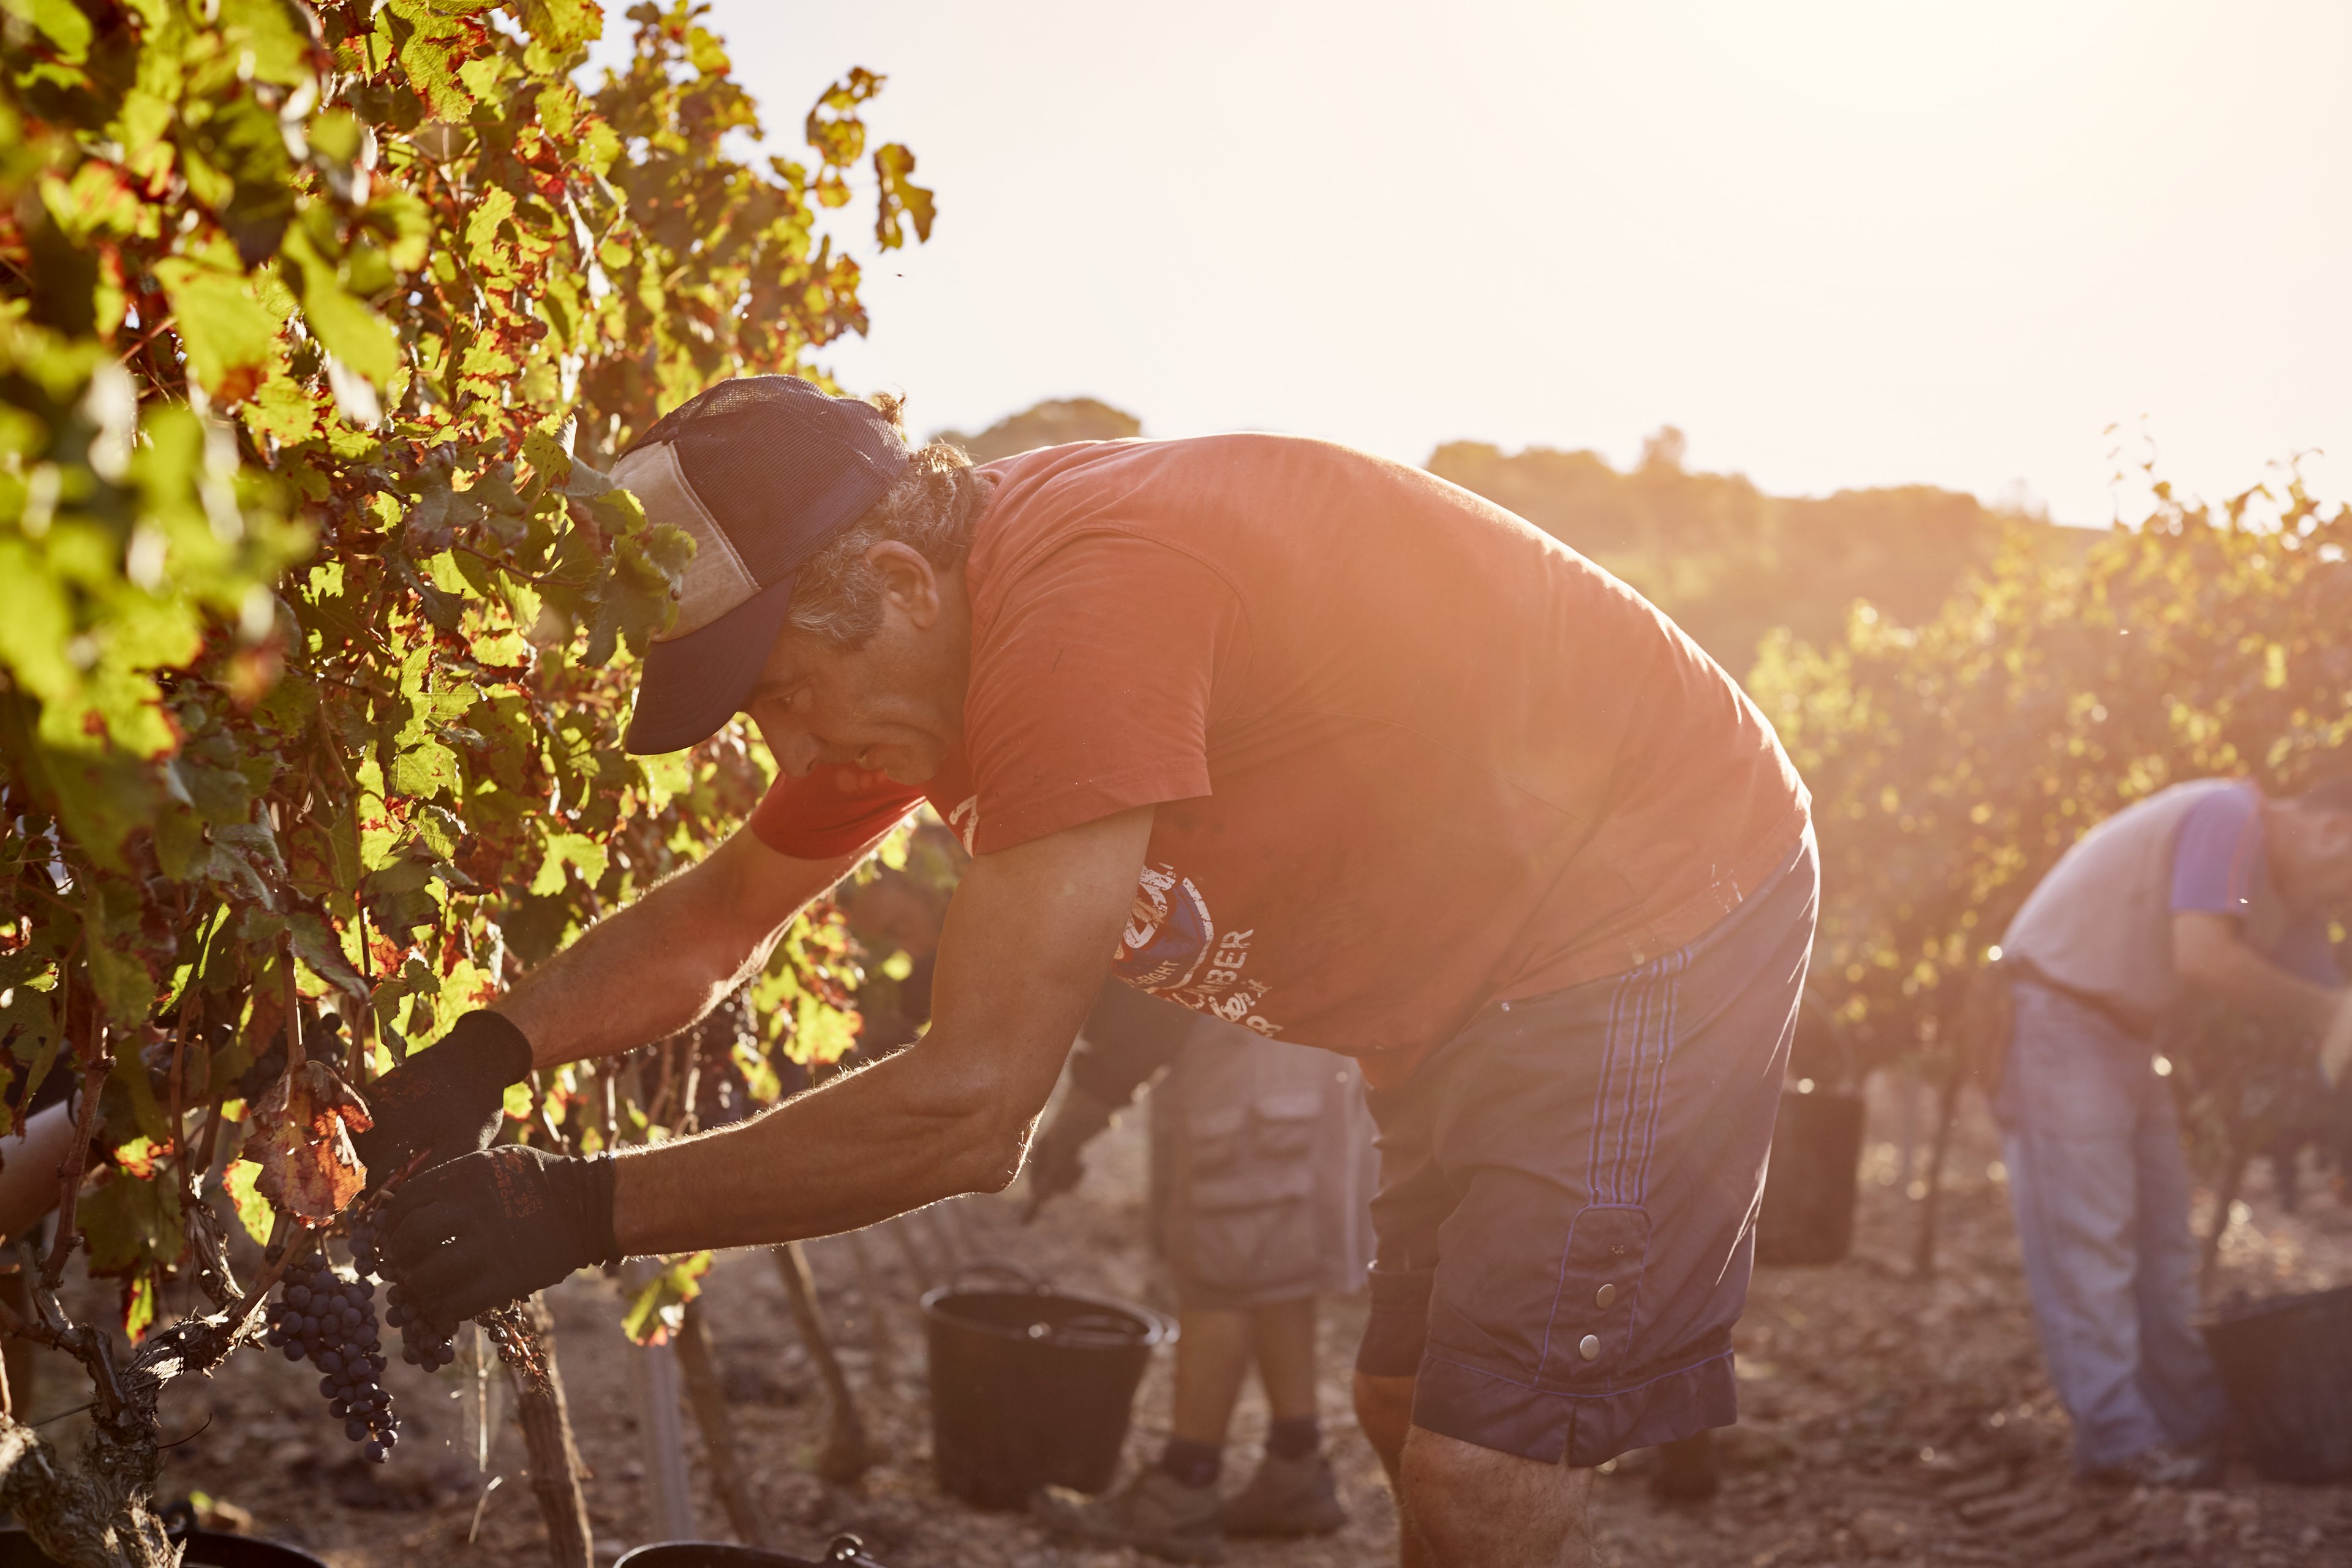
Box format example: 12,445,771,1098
865,541,941,630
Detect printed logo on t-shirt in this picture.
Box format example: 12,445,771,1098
946,794,980,854
1113,864,1281,1036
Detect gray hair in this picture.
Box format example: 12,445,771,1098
786,399,991,647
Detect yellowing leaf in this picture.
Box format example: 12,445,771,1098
123,1274,157,1343
222,1158,274,1243
249,1059,374,1220
155,256,283,403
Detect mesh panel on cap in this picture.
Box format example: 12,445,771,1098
624,375,907,587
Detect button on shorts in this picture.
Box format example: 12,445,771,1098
1355,829,1817,1466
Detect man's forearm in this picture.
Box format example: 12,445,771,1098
605,805,1157,1254
2176,916,2341,1037
607,1032,1028,1253
495,832,859,1068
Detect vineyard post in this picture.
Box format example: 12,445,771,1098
772,1242,873,1483
629,1329,696,1542
1893,1068,1921,1193
509,1293,595,1568
1909,1046,1968,1278
674,1295,774,1547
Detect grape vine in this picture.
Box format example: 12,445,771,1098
0,0,941,1558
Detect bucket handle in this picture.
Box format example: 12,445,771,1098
948,1256,1052,1295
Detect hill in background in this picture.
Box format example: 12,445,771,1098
1428,427,2048,671
940,401,2046,675
933,397,1141,461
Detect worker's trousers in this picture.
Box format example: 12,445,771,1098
1994,981,2226,1472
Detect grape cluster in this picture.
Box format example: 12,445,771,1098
349,1211,460,1373
264,1256,398,1463
347,1208,549,1395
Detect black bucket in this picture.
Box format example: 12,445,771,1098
921,1259,1174,1509
1754,1087,1865,1267
2199,1283,2352,1483
0,1529,323,1567
616,1535,885,1567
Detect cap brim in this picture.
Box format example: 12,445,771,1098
621,573,799,755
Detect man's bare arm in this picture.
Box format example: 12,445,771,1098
2173,910,2343,1038
494,826,862,1069
605,805,1155,1254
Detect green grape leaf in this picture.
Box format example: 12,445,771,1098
620,1251,712,1347
154,255,284,403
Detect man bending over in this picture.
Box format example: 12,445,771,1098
367,377,1817,1567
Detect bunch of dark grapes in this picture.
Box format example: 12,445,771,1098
478,1303,548,1389
349,1207,550,1392
349,1210,459,1373
264,1255,398,1462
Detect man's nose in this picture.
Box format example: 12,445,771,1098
752,714,826,778
776,731,827,778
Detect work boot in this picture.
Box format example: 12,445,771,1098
1218,1448,1346,1537
2084,1443,2224,1489
1033,1467,1226,1562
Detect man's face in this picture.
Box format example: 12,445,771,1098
741,543,969,786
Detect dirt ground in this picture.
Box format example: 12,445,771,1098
21,1076,2352,1568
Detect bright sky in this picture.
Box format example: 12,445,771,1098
629,1,2351,524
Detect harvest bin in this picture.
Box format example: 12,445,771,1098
0,1529,323,1568
617,1536,886,1567
1753,1087,1866,1268
922,1261,1174,1508
2198,1283,2352,1483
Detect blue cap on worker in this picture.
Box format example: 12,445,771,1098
610,376,909,755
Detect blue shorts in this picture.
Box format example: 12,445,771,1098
1355,829,1817,1466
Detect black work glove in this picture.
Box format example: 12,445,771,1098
1020,1085,1118,1223
380,1145,621,1326
352,1011,534,1183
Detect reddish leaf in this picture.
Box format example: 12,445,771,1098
249,1060,375,1221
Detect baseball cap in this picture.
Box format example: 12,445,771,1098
611,377,909,755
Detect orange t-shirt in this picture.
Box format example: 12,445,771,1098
750,434,1809,1086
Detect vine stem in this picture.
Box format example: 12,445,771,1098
168,1001,193,1211
9,933,81,1147
0,1282,125,1422
451,544,589,592
40,992,112,1292
207,1222,316,1360
282,934,307,1071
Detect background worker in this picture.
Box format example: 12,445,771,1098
362,376,1817,1568
1994,770,2352,1486
1024,984,1376,1561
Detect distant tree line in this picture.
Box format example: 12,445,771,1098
1427,428,2071,673
944,401,2053,678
